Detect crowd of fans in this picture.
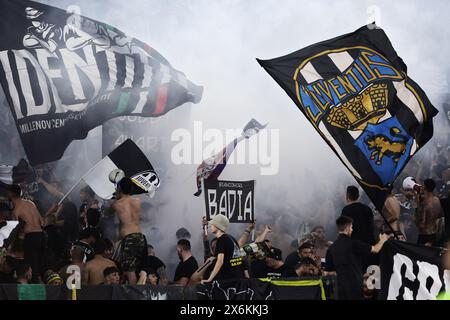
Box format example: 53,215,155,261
0,123,448,300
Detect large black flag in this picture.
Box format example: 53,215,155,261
0,0,203,166
258,24,438,212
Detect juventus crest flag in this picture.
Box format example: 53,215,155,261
258,24,438,212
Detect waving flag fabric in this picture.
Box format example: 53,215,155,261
258,24,438,211
0,0,202,165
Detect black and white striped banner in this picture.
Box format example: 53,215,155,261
82,139,159,199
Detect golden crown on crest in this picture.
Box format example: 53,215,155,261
326,83,388,131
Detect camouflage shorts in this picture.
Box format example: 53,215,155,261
121,233,146,272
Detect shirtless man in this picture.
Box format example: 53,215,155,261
7,185,46,283
82,240,116,285
416,179,444,246
112,177,146,284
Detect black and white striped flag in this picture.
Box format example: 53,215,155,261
81,139,159,199
258,24,438,212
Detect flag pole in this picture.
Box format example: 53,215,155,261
251,179,256,242
57,176,83,205
201,178,208,237
57,159,104,205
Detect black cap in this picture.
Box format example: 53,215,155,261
266,247,282,261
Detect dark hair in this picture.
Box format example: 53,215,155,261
311,225,324,233
147,244,154,250
140,267,158,277
93,239,107,255
298,242,314,252
117,177,133,195
80,186,95,198
103,266,119,278
16,263,31,278
336,215,353,231
177,239,191,251
424,178,436,192
346,185,359,201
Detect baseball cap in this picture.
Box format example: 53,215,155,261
210,215,229,232
266,247,283,261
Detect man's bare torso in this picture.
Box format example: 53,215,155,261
13,199,43,234
382,195,401,233
84,256,116,285
417,195,442,235
113,195,141,238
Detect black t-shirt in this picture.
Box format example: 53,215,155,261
341,202,376,245
325,234,372,300
284,251,301,269
0,272,15,284
214,234,245,281
173,256,198,283
250,259,269,278
265,263,297,278
146,255,166,271
59,201,79,242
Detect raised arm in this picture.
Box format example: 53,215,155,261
255,225,272,243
